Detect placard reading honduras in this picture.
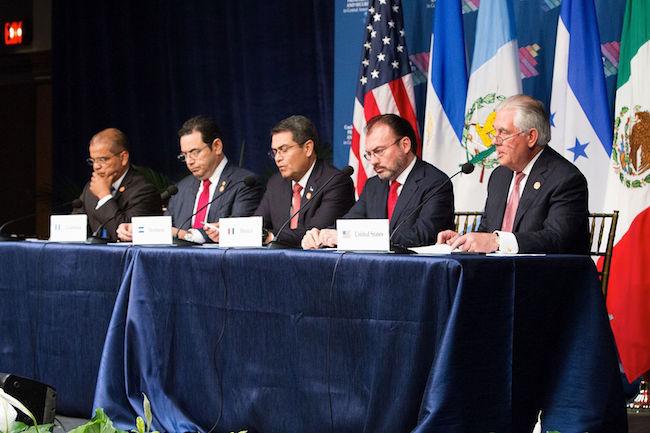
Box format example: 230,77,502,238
131,216,172,245
49,214,88,242
219,216,263,248
336,219,390,252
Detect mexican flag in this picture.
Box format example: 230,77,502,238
604,0,650,383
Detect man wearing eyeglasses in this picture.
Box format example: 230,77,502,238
302,113,454,249
75,128,162,242
243,115,355,247
436,94,589,254
118,115,263,243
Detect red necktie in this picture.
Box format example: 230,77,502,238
501,172,526,232
193,179,212,229
290,183,303,230
387,181,400,220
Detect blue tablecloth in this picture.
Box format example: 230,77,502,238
89,248,626,433
0,242,131,416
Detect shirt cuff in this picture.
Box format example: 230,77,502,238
494,230,519,254
95,195,112,209
184,228,206,244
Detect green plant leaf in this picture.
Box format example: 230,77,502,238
68,408,128,433
142,394,152,433
135,417,144,433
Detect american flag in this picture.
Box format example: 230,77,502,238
349,0,420,195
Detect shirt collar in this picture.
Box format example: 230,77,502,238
292,159,317,191
207,156,228,185
520,147,544,176
112,167,129,192
393,156,417,186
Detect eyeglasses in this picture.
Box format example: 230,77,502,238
177,145,209,162
268,143,301,159
487,130,528,145
363,137,403,161
86,150,123,166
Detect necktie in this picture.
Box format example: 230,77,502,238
501,172,526,232
387,181,400,220
193,179,212,229
290,184,303,230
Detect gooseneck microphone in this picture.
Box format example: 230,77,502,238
0,199,84,242
176,175,258,234
388,161,477,250
268,165,354,249
87,185,179,244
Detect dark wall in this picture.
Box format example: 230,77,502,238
52,1,333,195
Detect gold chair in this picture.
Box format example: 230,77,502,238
589,211,619,297
454,211,483,235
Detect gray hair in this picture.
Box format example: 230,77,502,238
496,94,551,146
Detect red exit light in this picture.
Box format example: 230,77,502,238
4,21,23,46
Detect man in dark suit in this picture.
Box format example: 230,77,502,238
437,94,590,254
75,128,162,242
117,116,263,243
243,115,355,248
302,114,454,249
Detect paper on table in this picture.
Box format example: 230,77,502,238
410,244,455,255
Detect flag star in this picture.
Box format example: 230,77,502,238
371,30,377,38
369,6,375,13
382,36,391,45
362,58,370,66
392,5,399,12
550,112,556,127
371,69,380,79
379,0,387,4
568,138,589,161
396,45,404,52
364,42,371,50
399,29,405,37
366,24,373,32
360,76,368,85
373,13,381,22
377,53,386,62
388,20,395,28
391,60,399,69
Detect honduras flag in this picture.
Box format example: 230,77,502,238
422,0,468,176
457,0,522,211
549,0,612,212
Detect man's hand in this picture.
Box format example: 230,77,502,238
116,223,132,242
89,172,115,199
449,232,499,253
301,228,321,249
436,229,459,245
317,229,338,248
203,222,220,243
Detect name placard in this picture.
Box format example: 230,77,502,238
131,216,173,245
336,219,390,251
219,216,263,248
49,215,88,242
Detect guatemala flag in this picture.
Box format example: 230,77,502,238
549,0,612,212
422,0,468,178
456,0,522,211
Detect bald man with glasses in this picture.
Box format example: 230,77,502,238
75,128,162,242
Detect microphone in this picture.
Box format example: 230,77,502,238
160,184,179,201
389,151,492,250
0,199,84,242
268,165,354,249
176,175,258,233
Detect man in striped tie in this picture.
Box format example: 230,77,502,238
437,95,590,254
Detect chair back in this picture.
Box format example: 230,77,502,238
588,211,619,297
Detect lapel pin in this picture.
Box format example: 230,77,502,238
533,181,541,190
219,181,226,192
306,192,312,200
118,186,125,193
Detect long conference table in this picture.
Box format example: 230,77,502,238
0,241,627,432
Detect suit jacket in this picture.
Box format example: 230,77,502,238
166,162,264,234
255,159,355,247
75,166,162,242
344,158,454,247
478,146,590,254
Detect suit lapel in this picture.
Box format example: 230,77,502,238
208,163,233,220
513,149,550,230
389,160,422,230
182,178,201,224
111,168,135,207
301,160,322,211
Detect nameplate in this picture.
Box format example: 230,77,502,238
219,216,263,248
132,216,173,245
336,219,390,251
49,215,88,242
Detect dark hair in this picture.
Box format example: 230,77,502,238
366,114,417,154
271,115,319,153
178,115,223,148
